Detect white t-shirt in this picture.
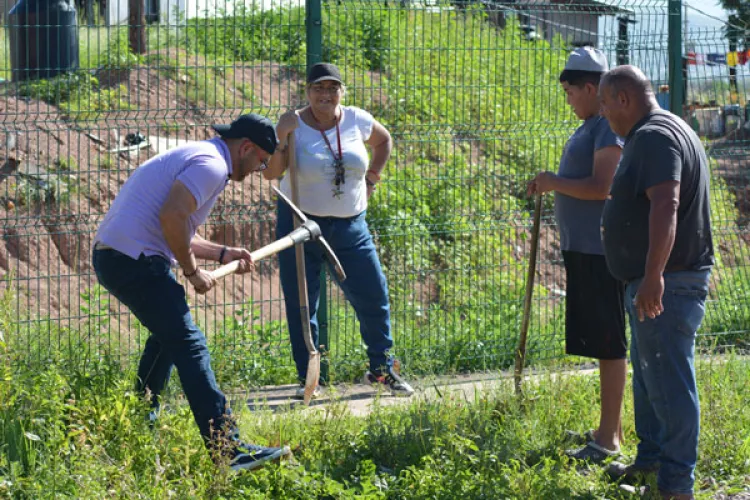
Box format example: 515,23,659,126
279,106,374,218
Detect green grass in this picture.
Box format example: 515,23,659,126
145,53,237,109
3,286,744,498
1,322,748,499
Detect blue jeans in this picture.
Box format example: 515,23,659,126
277,201,394,381
625,270,710,495
92,248,236,446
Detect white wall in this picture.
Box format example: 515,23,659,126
106,0,301,26
107,0,129,26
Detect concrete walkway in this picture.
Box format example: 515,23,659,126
244,367,600,417
242,355,747,417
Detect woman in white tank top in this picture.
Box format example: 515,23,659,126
264,63,414,398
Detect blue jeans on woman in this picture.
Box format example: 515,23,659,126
277,201,394,382
624,270,710,496
92,247,236,445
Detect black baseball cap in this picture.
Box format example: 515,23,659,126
212,113,278,154
306,63,343,85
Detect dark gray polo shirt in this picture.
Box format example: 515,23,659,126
555,116,623,255
601,109,714,282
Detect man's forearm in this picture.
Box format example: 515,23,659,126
645,201,678,278
190,233,223,261
160,212,197,272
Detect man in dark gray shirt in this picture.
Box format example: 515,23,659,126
528,47,626,463
600,65,714,500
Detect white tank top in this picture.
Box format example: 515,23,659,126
279,106,374,218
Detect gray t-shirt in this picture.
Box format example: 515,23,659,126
554,116,623,255
602,109,714,282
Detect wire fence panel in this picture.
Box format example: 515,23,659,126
0,0,747,385
0,0,308,385
684,10,750,353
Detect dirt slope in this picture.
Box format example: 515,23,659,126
0,55,304,333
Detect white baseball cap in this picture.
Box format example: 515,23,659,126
564,47,609,73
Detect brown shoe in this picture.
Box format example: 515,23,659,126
659,491,694,500
606,461,660,483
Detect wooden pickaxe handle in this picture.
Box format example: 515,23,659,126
208,216,320,279
209,235,298,280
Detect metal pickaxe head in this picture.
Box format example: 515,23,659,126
273,186,347,282
287,219,321,245
274,185,308,224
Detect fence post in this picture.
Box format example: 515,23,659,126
306,0,323,67
616,16,632,66
305,0,329,382
668,0,684,117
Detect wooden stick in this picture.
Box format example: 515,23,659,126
514,194,543,396
288,134,321,405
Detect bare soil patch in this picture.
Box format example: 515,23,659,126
0,58,307,332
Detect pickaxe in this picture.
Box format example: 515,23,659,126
210,186,346,282
211,146,345,405
513,194,542,397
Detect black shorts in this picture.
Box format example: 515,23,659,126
562,250,627,360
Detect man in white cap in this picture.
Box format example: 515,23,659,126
528,47,626,462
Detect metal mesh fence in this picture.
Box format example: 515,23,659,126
0,0,746,385
684,7,750,354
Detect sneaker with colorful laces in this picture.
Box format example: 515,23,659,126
363,367,415,397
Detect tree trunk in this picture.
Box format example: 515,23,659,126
128,0,146,54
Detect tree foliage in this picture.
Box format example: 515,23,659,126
719,0,750,48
